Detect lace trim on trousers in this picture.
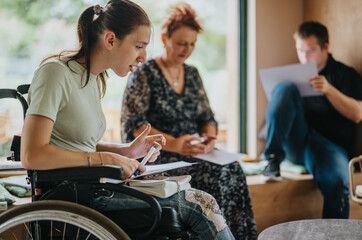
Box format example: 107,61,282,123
185,188,226,232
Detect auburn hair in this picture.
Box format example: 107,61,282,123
161,2,202,38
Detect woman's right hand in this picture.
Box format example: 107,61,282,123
171,134,206,156
104,152,146,179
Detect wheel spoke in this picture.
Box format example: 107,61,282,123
62,223,66,240
24,222,33,240
76,227,80,240
11,231,18,240
85,233,92,240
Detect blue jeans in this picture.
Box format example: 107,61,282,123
264,82,350,219
91,189,235,240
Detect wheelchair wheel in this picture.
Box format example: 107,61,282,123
0,200,130,240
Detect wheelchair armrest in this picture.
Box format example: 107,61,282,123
17,84,30,95
31,166,123,183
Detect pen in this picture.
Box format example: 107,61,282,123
134,145,157,176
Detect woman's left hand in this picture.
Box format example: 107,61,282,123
201,133,216,154
126,124,166,162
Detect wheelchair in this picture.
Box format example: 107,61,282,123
0,85,195,239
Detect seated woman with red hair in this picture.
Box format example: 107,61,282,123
121,3,257,239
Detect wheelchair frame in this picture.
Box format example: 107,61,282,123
0,85,194,240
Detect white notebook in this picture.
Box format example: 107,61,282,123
127,175,192,198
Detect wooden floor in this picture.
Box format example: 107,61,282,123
247,171,362,234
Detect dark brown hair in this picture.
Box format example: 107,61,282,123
161,2,202,38
294,21,329,49
41,0,150,97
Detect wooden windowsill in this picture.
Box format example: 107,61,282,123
0,170,27,178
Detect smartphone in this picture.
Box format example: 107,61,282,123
190,136,216,145
203,136,216,144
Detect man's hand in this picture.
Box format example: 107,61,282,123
309,75,331,94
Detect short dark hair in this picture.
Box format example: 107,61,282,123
294,21,329,49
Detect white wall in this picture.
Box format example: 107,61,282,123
247,0,303,158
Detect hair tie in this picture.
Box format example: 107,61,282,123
94,5,103,16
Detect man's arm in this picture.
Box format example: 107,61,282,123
325,86,362,123
358,101,362,122
310,75,362,123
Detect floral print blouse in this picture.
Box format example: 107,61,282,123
121,59,217,142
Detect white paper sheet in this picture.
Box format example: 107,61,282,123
195,149,246,165
259,61,321,100
103,161,196,183
139,161,196,178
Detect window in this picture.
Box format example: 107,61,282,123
0,0,236,162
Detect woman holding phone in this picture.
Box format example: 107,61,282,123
121,3,257,239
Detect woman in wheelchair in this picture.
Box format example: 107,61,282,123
20,0,235,239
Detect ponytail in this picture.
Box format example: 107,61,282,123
76,6,99,92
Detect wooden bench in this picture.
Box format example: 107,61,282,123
247,171,362,234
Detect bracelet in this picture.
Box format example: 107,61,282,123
87,152,92,167
99,152,104,165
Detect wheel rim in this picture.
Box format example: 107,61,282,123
0,200,130,240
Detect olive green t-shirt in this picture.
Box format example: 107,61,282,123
27,59,106,152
